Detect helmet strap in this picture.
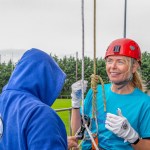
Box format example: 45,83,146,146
113,74,133,90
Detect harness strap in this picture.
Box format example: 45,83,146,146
75,115,90,140
92,134,98,150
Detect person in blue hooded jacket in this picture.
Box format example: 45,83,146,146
0,48,77,150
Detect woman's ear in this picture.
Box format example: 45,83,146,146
132,61,139,73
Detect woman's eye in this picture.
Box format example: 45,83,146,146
118,60,124,64
106,59,113,64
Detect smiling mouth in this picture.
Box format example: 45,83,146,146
110,72,120,76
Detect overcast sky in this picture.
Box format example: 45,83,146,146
0,0,150,62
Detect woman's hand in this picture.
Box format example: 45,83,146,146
68,136,78,149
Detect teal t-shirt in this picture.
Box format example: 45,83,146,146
81,83,150,150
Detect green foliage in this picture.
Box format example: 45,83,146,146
0,52,150,93
53,55,109,95
0,60,14,92
141,51,150,89
53,56,77,95
96,58,108,83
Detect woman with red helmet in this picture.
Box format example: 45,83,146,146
105,38,142,90
71,38,150,150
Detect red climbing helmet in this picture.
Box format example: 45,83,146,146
105,38,141,63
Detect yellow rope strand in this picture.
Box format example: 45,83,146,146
92,0,106,118
91,74,98,118
93,0,96,75
92,0,97,118
91,74,107,115
98,76,107,112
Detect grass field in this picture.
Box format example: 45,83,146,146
51,99,72,135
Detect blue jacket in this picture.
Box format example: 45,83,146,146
0,48,67,150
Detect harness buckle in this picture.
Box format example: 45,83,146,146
76,115,90,140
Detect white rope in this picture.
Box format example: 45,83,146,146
85,124,99,150
81,0,85,124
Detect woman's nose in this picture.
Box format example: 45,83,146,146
111,62,117,68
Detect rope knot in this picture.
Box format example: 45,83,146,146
91,74,99,92
90,74,107,118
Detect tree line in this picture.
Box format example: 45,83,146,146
0,52,150,95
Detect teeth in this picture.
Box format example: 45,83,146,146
111,72,119,75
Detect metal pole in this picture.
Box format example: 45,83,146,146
11,52,14,72
93,0,96,75
124,0,127,38
76,52,78,81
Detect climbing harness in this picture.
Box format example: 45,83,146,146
75,115,90,140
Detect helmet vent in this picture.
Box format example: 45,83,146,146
113,45,120,53
130,45,135,51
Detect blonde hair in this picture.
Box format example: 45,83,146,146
131,71,146,92
129,58,146,92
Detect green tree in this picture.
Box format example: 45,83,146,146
0,59,14,92
0,52,149,94
141,51,150,89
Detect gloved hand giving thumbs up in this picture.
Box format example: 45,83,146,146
105,108,140,144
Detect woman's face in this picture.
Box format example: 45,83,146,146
106,56,132,83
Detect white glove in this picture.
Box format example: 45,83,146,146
105,108,139,144
71,80,88,108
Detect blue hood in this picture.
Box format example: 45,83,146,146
3,48,66,106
